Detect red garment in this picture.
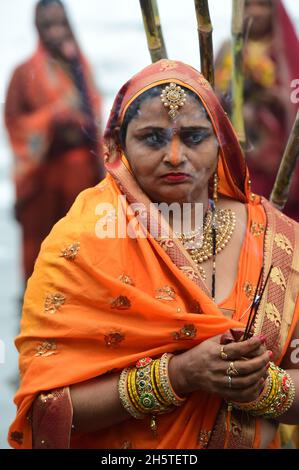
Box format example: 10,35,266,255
5,44,105,280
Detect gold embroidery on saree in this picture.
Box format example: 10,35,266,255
230,417,242,437
155,286,176,301
110,296,131,309
243,281,255,300
250,222,265,237
180,266,202,281
173,324,197,340
198,430,212,449
35,340,57,357
274,233,293,255
265,302,281,327
270,267,287,291
118,274,134,286
39,392,55,403
45,293,65,314
159,59,178,71
122,441,133,449
158,238,175,251
104,331,125,347
197,75,211,90
60,241,80,260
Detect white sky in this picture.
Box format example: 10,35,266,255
1,0,298,108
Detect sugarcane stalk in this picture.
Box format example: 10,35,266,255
151,0,167,59
194,0,214,88
270,110,299,210
139,0,167,63
231,0,246,144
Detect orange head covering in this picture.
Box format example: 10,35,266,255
103,59,253,205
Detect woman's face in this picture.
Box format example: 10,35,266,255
124,93,218,205
36,3,75,60
245,0,273,39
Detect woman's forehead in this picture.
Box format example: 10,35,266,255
130,95,211,129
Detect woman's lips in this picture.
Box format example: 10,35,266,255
161,173,192,183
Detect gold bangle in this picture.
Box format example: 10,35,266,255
153,358,171,407
262,368,296,419
231,363,296,419
118,368,144,419
159,353,186,406
231,363,277,414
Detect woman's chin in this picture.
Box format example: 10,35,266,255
152,189,197,205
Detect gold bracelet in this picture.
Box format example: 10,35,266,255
153,358,171,407
159,353,186,406
118,368,144,419
231,363,296,419
262,368,296,419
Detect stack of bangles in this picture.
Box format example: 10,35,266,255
118,353,186,432
231,362,296,419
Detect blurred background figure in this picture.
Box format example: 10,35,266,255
215,0,299,220
4,0,104,284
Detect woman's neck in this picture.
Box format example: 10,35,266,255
168,196,210,235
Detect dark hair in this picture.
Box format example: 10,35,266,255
119,85,208,149
36,0,64,8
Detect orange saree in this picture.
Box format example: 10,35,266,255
5,44,104,280
8,60,299,449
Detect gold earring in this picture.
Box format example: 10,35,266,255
213,172,218,203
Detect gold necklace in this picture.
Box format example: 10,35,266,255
177,207,236,280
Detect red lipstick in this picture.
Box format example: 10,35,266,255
162,172,191,183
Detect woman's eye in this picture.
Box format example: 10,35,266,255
142,132,168,147
182,131,210,146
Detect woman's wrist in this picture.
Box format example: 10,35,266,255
168,352,190,397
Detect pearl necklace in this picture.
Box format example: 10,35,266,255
176,205,236,287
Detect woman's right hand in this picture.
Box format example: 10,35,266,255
169,334,271,404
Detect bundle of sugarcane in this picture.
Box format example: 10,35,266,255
139,0,167,62
270,110,299,211
194,0,214,88
231,0,246,145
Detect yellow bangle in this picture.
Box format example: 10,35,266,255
128,368,145,414
151,359,169,408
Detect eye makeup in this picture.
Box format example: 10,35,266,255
135,126,212,149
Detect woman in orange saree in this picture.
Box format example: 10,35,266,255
8,59,299,449
4,0,104,282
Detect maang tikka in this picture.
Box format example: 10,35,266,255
160,83,187,120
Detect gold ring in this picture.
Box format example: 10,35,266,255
226,361,239,377
227,376,232,389
220,346,228,361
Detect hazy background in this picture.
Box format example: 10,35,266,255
0,0,298,449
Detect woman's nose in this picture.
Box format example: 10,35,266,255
163,135,187,166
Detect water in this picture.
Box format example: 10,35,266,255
0,0,298,449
